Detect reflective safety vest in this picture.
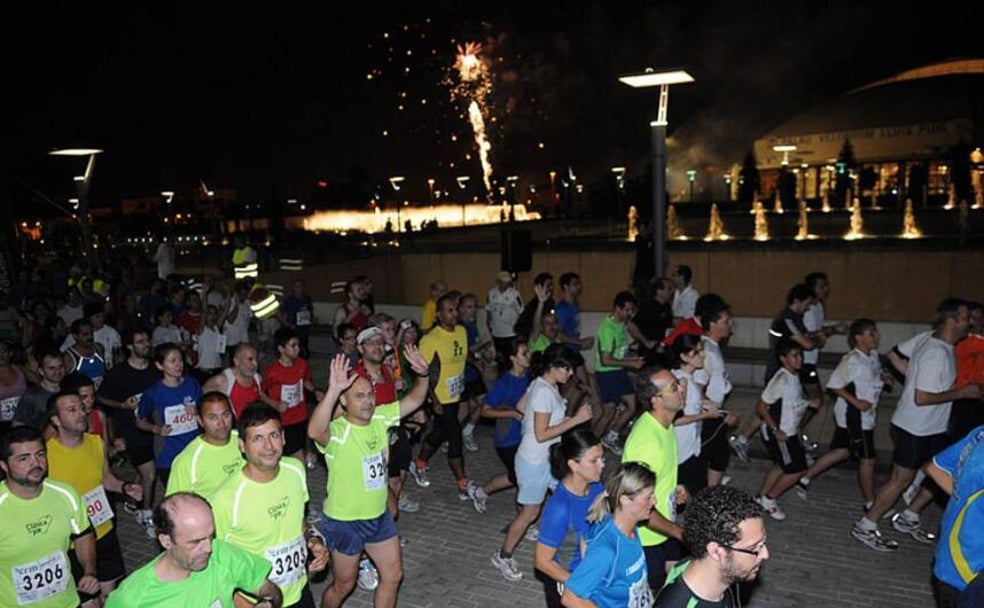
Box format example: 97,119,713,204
232,247,258,279
249,283,280,320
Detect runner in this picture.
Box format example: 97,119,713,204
165,391,244,500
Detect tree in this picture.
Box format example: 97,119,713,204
737,150,760,204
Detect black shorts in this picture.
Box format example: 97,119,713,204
495,444,519,486
461,370,487,402
676,454,707,496
798,363,821,387
891,424,949,470
283,421,308,456
285,584,317,608
126,443,155,467
388,426,412,478
70,527,126,597
830,405,874,460
763,429,808,474
700,417,731,472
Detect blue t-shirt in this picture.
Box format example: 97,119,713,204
933,425,984,590
483,372,529,447
137,376,203,469
567,517,652,608
555,300,580,351
538,481,605,573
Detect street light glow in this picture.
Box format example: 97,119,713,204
49,148,103,156
618,69,694,88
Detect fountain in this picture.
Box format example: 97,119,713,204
750,191,761,214
627,205,638,241
795,200,812,240
822,188,832,213
844,198,865,240
944,183,957,210
753,201,769,240
773,189,784,214
901,199,922,239
704,203,728,241
667,204,686,239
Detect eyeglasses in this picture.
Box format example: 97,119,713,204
723,541,767,557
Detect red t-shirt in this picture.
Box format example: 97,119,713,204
354,360,397,405
662,316,703,347
955,334,984,387
262,358,312,426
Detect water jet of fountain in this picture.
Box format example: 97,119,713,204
795,200,811,240
901,199,922,239
754,202,769,240
773,189,784,214
844,199,864,240
667,204,685,239
944,183,957,210
704,204,728,241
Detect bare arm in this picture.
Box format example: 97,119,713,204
201,373,227,394
924,460,954,496
251,579,284,608
398,344,431,418
915,383,981,406
830,387,872,412
561,588,599,608
887,350,909,376
73,532,100,595
533,404,592,443
307,355,356,447
535,543,571,584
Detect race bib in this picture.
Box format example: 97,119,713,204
0,396,19,422
265,536,307,588
296,310,311,326
667,491,677,523
445,374,464,399
83,485,115,528
281,381,303,408
12,551,70,605
628,575,654,608
362,451,387,491
164,404,198,435
215,334,228,353
92,376,103,391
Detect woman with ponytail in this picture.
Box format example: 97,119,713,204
669,333,722,497
562,462,656,608
535,429,606,607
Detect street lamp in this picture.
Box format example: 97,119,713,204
506,175,518,222
49,148,103,267
389,176,405,234
427,178,436,205
456,175,471,226
619,68,694,279
686,169,697,203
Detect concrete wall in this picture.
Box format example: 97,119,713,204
264,247,984,323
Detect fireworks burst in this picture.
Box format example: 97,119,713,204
452,42,494,197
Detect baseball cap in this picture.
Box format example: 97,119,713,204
496,271,513,283
356,326,385,345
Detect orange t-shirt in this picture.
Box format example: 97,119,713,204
955,334,984,387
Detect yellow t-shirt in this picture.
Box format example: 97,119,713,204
46,434,113,539
166,432,245,501
419,324,468,404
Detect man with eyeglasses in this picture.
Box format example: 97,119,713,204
623,367,689,591
656,485,768,607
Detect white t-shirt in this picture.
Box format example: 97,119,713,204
152,325,186,347
672,285,699,318
94,325,121,370
224,299,252,346
486,286,523,338
154,243,176,280
827,349,883,431
700,336,732,404
802,301,824,365
759,368,810,436
516,377,566,464
891,335,956,436
672,368,703,462
195,327,225,370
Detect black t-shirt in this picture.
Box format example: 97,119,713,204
655,575,735,608
98,360,161,446
11,387,56,432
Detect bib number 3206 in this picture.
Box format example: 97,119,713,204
13,551,70,604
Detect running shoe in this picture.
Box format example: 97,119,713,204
441,441,449,453
143,517,157,540
468,485,489,514
463,433,479,453
357,559,380,591
491,551,524,582
851,523,899,552
755,495,786,521
801,433,819,453
795,479,810,500
398,496,420,513
524,524,540,541
891,513,937,544
409,461,431,487
729,435,750,463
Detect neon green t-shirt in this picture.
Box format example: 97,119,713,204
622,411,678,547
419,324,468,404
0,479,91,608
595,316,629,373
318,402,400,520
166,432,245,501
104,539,270,608
528,332,551,354
212,458,309,606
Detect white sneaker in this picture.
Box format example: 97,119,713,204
756,495,786,521
524,524,539,541
463,433,479,452
491,551,523,581
398,496,420,513
408,461,431,488
357,558,379,591
470,486,488,514
730,435,750,462
601,431,623,456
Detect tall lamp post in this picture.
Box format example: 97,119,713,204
456,175,471,227
619,68,694,279
49,148,102,267
389,176,405,236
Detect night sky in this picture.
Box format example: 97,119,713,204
4,2,978,210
